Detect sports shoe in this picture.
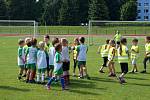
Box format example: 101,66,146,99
140,70,146,73
129,71,134,73
22,74,26,77
118,77,123,84
78,76,84,79
99,70,105,73
17,76,22,80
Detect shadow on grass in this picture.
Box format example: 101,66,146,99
69,89,100,95
128,82,150,87
90,77,118,83
126,76,149,80
0,86,30,92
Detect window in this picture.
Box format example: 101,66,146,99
144,9,149,13
138,10,141,13
137,16,141,19
144,3,149,6
144,16,149,20
138,3,141,6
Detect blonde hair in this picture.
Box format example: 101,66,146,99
25,37,31,43
38,41,45,49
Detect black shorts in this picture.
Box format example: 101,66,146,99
120,63,128,74
62,61,70,71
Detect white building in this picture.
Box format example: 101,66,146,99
137,0,150,21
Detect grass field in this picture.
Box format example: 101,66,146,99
0,35,150,100
0,26,150,35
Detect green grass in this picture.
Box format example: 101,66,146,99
0,26,150,35
0,36,150,100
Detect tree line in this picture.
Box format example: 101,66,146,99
0,0,137,25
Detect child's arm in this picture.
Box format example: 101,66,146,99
97,46,101,54
110,48,115,61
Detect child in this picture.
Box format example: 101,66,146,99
98,39,110,73
46,43,67,90
61,38,70,86
141,36,150,73
48,38,59,78
25,38,38,83
37,41,47,83
22,37,31,77
72,38,80,76
44,35,50,78
107,40,116,77
77,37,90,79
17,39,25,80
130,38,139,73
117,38,129,84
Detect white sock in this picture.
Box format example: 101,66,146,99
37,73,40,82
41,73,45,82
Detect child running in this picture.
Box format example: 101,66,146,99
141,36,150,73
129,38,139,73
61,38,70,86
72,38,80,76
117,38,129,84
107,40,116,77
98,39,110,73
25,38,38,83
37,41,47,84
17,39,25,80
46,43,68,90
77,37,90,79
48,38,59,78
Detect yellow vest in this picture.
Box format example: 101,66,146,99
131,45,139,59
73,46,77,59
145,43,150,57
114,34,122,42
108,46,115,61
100,44,109,57
118,45,129,63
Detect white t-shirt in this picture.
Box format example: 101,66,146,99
18,47,25,66
26,46,38,64
77,44,88,61
37,50,47,69
61,46,70,62
49,47,55,65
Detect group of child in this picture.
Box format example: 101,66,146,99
98,36,150,84
17,35,90,90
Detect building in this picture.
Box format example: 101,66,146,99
137,0,150,21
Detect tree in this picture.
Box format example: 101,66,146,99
79,0,89,23
0,0,8,19
88,0,109,20
58,0,79,25
120,0,137,21
105,0,122,20
9,0,36,20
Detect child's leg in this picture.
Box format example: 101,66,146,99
18,67,24,80
41,73,45,82
60,75,65,90
37,69,41,82
47,76,55,89
111,62,116,75
119,63,128,82
73,59,76,74
108,61,112,74
63,71,68,85
143,57,149,71
79,65,83,77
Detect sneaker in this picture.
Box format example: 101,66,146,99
22,74,26,77
129,71,134,73
140,70,146,73
72,73,76,77
118,77,123,84
78,76,84,79
134,70,138,73
108,73,113,77
17,76,22,80
26,79,29,83
111,74,117,77
99,70,105,73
